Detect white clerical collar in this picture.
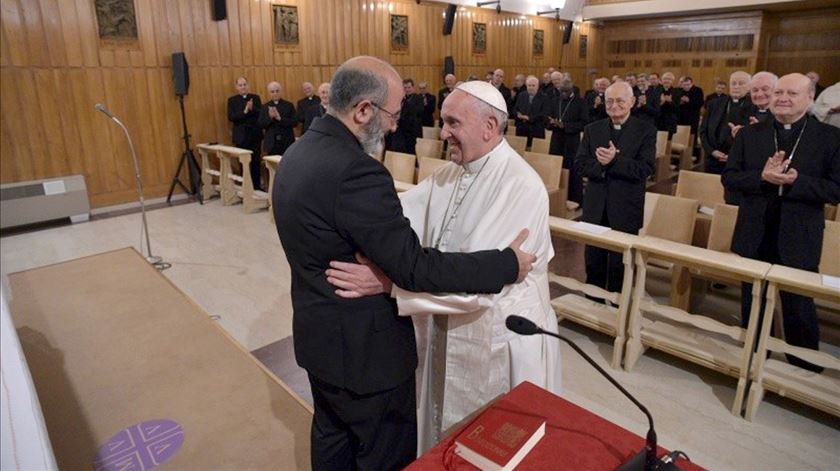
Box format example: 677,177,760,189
273,100,279,104
783,123,792,130
242,94,247,99
732,98,739,103
463,140,505,174
758,108,768,113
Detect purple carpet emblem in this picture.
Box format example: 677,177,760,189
93,419,184,471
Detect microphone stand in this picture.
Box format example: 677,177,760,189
505,315,681,471
96,104,171,271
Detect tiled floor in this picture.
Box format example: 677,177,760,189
2,199,838,470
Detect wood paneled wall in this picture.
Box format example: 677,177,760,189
596,7,840,93
2,1,837,208
0,0,575,208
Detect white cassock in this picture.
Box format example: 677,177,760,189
395,139,562,454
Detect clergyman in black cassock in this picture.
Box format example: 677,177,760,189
227,78,263,190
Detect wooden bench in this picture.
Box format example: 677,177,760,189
263,155,282,223
197,143,222,201
523,151,567,218
548,217,639,369
213,145,268,213
625,236,772,415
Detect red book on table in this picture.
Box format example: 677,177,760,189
406,381,706,471
454,405,545,471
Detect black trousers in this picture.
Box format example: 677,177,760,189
585,210,633,294
739,227,821,372
308,373,417,471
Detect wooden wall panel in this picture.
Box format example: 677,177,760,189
0,0,570,208
760,8,840,87
2,0,837,208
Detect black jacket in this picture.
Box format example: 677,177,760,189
656,86,679,133
420,92,436,127
548,93,589,157
631,87,660,127
227,93,262,146
258,99,297,155
722,116,840,270
272,114,518,394
513,92,549,139
674,86,704,128
699,96,752,174
296,96,321,133
576,117,657,233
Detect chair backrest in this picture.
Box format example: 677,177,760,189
820,220,840,276
674,170,725,210
421,126,440,140
544,130,553,142
826,204,839,221
383,151,416,184
507,119,516,132
523,152,563,190
706,204,739,253
656,130,669,156
671,125,691,149
530,137,550,155
417,157,450,183
506,135,528,156
641,192,700,244
415,138,444,159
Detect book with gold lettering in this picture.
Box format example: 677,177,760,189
454,406,546,471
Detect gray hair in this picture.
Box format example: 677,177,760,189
751,71,778,88
329,66,388,115
468,94,508,136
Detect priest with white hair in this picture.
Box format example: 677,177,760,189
325,80,562,453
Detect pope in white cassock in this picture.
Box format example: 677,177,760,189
328,80,562,454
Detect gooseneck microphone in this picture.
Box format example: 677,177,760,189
506,315,682,471
95,104,170,270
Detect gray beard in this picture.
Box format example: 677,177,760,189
360,115,386,157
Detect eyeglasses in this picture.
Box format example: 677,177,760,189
371,102,401,121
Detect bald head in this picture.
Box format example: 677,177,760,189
605,81,635,123
267,81,282,101
750,71,778,109
492,69,505,86
318,82,331,105
771,73,814,123
302,81,314,97
729,71,751,99
330,56,401,115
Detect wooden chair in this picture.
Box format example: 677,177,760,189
746,221,840,420
653,131,671,183
417,157,450,183
197,143,222,201
415,138,444,160
625,236,772,415
383,151,416,184
506,119,516,135
669,125,693,170
706,203,739,254
640,193,700,310
674,170,726,248
523,152,566,218
825,204,839,221
544,130,553,143
506,135,528,156
530,137,550,154
422,126,441,141
549,217,639,368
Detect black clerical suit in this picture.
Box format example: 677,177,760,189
700,95,751,175
258,99,297,158
656,86,679,135
577,117,656,292
722,115,840,371
273,114,519,470
631,87,661,128
497,83,514,115
296,95,321,134
513,91,549,146
584,90,608,124
387,93,423,154
548,92,589,204
674,85,704,134
420,92,436,127
302,102,327,136
227,93,263,190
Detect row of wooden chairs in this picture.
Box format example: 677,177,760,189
196,143,270,213
549,193,840,421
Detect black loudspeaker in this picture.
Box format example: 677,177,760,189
444,56,455,77
212,0,227,21
443,4,457,35
172,52,190,96
562,21,573,44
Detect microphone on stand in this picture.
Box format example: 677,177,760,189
95,104,170,270
505,315,683,471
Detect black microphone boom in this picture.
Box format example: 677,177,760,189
505,315,680,471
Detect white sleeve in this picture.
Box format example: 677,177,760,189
392,285,497,316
